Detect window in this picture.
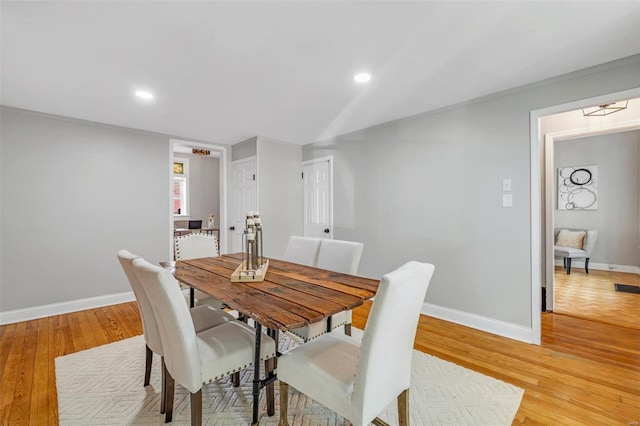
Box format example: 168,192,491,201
173,176,187,215
173,158,189,216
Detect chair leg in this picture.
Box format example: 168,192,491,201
231,371,240,387
344,323,352,336
585,258,590,274
164,366,175,423
144,345,153,386
278,381,289,426
566,258,572,275
266,358,275,416
563,257,566,269
161,356,166,414
398,388,409,426
191,390,202,426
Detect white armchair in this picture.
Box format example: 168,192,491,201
278,261,435,426
554,228,598,274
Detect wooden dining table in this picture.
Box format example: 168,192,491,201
173,253,379,425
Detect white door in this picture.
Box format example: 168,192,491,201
230,157,257,253
303,157,332,239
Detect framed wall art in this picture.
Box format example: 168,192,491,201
557,165,598,210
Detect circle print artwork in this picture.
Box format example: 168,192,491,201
569,168,592,186
557,165,598,210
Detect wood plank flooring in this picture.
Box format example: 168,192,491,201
1,290,639,425
553,267,640,330
0,303,143,425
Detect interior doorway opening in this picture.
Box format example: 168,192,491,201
529,87,640,344
170,139,228,257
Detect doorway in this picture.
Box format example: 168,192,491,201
530,88,640,344
545,117,640,330
170,139,228,257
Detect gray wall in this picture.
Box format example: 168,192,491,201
555,131,640,266
257,137,303,258
176,154,220,227
0,107,170,311
232,137,257,161
303,55,640,328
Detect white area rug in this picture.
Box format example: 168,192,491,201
56,330,523,425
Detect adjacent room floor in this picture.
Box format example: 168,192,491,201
553,267,640,330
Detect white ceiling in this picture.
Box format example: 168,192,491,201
2,1,640,146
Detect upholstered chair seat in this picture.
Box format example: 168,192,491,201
278,332,360,416
278,261,435,426
288,311,350,341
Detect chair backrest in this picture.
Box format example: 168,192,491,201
351,261,435,425
584,229,598,256
117,250,163,355
283,236,322,267
175,233,219,261
316,239,364,274
132,257,203,394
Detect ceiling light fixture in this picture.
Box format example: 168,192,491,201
582,100,628,116
135,90,154,100
354,73,371,83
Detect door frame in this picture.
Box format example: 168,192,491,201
302,155,334,239
170,139,229,256
529,87,640,345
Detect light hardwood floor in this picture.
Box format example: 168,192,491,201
2,286,639,425
553,266,640,330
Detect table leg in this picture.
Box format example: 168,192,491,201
252,323,262,426
267,328,279,365
189,288,195,308
266,328,279,417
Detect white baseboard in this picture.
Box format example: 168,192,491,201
422,302,535,344
0,291,136,325
554,259,640,275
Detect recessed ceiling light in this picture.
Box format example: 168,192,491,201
354,73,371,83
135,90,154,100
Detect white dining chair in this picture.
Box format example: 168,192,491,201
278,261,435,426
117,250,236,414
283,235,322,267
175,233,225,309
132,257,277,425
289,238,364,341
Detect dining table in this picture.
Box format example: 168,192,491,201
173,252,379,425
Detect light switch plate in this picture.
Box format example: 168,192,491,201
503,193,513,208
502,179,512,192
